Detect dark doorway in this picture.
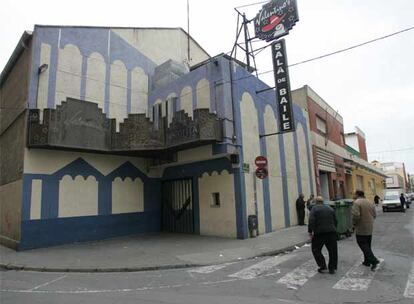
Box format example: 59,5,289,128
161,179,194,233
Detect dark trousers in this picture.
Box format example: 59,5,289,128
311,232,338,271
297,208,305,225
356,235,378,264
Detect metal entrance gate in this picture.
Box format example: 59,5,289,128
162,179,194,233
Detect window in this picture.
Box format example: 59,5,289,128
369,179,376,195
211,192,221,208
356,175,364,190
316,116,327,134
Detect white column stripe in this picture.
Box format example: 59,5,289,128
403,260,414,298
277,259,318,288
229,254,295,280
333,259,384,291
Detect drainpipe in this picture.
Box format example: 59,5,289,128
228,60,237,146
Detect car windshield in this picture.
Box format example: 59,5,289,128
384,195,399,200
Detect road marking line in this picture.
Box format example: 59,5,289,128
188,262,235,274
333,258,384,291
200,278,239,285
28,275,67,291
277,259,318,288
228,254,295,280
404,260,414,298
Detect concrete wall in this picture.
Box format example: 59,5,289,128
198,170,236,237
347,166,385,202
233,64,315,235
0,180,23,248
308,96,345,148
113,28,209,67
0,40,32,185
0,38,32,248
28,26,210,131
0,39,32,135
20,148,161,249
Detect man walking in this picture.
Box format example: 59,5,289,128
352,190,380,270
400,193,406,211
374,194,380,206
296,194,306,226
308,196,338,274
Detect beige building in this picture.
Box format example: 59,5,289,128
372,161,408,192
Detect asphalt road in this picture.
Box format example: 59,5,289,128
1,207,413,304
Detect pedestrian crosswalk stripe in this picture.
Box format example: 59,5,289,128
277,259,318,288
228,254,296,280
403,260,414,298
333,258,384,291
188,262,235,274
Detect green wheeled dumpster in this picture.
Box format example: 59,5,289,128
327,200,353,238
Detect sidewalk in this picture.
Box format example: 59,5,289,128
0,226,310,272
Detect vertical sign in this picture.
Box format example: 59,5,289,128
272,39,295,133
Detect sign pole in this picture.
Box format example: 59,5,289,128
252,171,259,234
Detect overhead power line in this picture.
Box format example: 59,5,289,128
289,26,414,68
234,0,269,9
367,147,414,155
255,25,414,77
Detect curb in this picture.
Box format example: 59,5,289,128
0,263,202,273
256,240,311,257
0,239,312,273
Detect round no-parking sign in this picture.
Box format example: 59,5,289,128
255,156,268,168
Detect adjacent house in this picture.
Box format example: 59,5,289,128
372,161,408,192
292,85,347,201
344,128,387,202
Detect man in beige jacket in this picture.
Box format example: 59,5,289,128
352,190,380,270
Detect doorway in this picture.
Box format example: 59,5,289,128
319,172,330,201
161,179,194,233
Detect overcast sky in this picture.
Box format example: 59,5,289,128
1,0,413,173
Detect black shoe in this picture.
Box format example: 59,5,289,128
318,267,327,273
362,261,371,267
371,260,379,271
329,269,335,274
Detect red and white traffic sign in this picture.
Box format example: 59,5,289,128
255,167,268,179
255,156,268,168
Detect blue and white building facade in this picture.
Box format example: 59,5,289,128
0,25,316,250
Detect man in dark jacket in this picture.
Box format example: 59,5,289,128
308,196,338,274
296,194,306,225
374,195,380,206
400,193,406,211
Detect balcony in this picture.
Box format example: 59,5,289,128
27,98,223,156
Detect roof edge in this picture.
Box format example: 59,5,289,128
33,25,211,61
0,31,32,87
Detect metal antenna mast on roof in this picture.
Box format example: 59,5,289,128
187,0,191,64
230,8,258,76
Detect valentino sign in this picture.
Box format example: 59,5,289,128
254,0,299,42
272,39,295,133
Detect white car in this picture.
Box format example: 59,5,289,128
382,191,405,212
